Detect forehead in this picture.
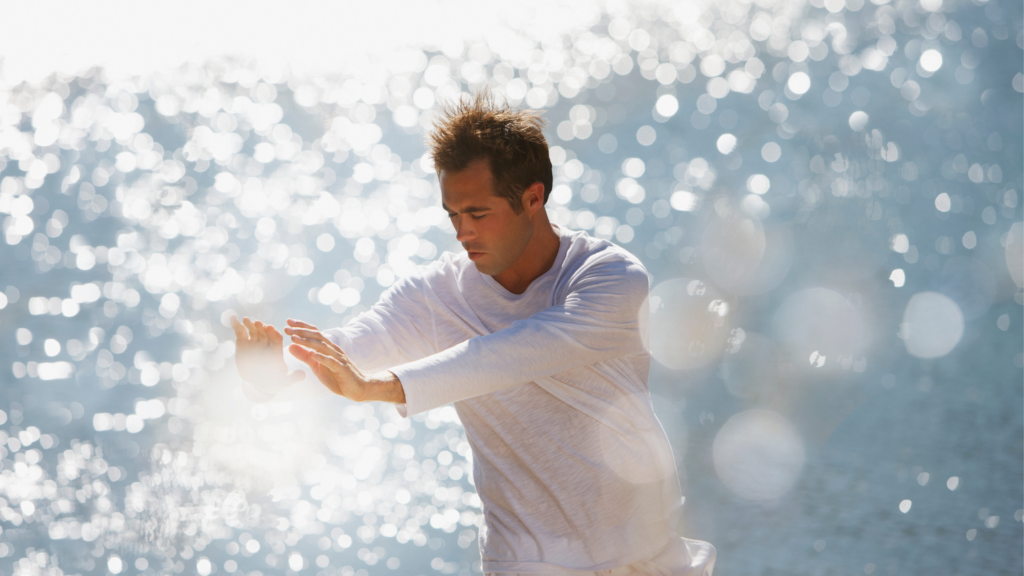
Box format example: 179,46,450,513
439,159,501,208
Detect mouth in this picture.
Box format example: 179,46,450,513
467,250,485,260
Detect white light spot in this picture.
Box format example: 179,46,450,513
717,133,737,154
746,174,770,195
655,94,679,117
740,194,770,219
670,191,698,212
713,409,805,500
125,414,144,433
622,158,646,178
935,192,951,212
849,111,869,131
899,499,912,513
890,269,905,287
551,185,572,204
901,292,964,358
61,299,80,317
920,49,943,72
1005,222,1023,287
636,125,657,146
159,293,180,317
997,314,1010,331
761,142,782,162
962,231,976,249
890,234,909,253
38,362,74,380
316,233,335,252
787,72,811,95
646,278,731,370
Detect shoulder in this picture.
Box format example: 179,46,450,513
557,227,650,292
561,227,648,277
383,250,468,299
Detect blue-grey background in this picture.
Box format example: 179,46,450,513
0,0,1021,574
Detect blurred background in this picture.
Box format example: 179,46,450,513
0,0,1021,574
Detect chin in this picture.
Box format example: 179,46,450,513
472,258,503,276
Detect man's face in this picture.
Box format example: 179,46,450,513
439,159,533,276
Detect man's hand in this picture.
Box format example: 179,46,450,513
230,315,305,391
285,319,405,404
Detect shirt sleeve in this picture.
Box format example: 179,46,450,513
322,277,437,374
389,255,650,416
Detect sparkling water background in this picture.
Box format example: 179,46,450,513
0,0,1022,574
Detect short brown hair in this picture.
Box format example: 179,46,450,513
428,91,552,214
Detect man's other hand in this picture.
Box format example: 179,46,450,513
230,315,305,391
285,319,405,404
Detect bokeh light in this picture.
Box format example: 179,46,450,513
647,279,731,371
713,409,805,501
773,288,871,370
901,292,965,359
0,0,1020,573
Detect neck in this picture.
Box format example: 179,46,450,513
492,217,561,295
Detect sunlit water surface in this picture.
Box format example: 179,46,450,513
0,0,1022,574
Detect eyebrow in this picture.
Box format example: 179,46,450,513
442,203,491,214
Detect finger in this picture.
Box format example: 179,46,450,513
289,345,344,374
288,343,318,368
242,317,259,343
229,315,249,342
309,349,346,373
293,332,347,360
288,346,327,380
284,327,336,348
289,347,340,394
290,340,346,373
289,335,347,360
254,320,269,344
287,318,319,331
266,324,284,345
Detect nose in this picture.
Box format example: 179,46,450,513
453,215,475,242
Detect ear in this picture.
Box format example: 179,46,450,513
522,181,546,217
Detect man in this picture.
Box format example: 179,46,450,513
231,92,715,575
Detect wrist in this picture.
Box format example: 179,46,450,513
360,371,405,404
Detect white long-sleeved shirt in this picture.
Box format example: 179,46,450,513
246,224,715,574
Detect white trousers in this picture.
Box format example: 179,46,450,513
486,536,716,576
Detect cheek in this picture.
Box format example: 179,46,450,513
497,218,531,252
